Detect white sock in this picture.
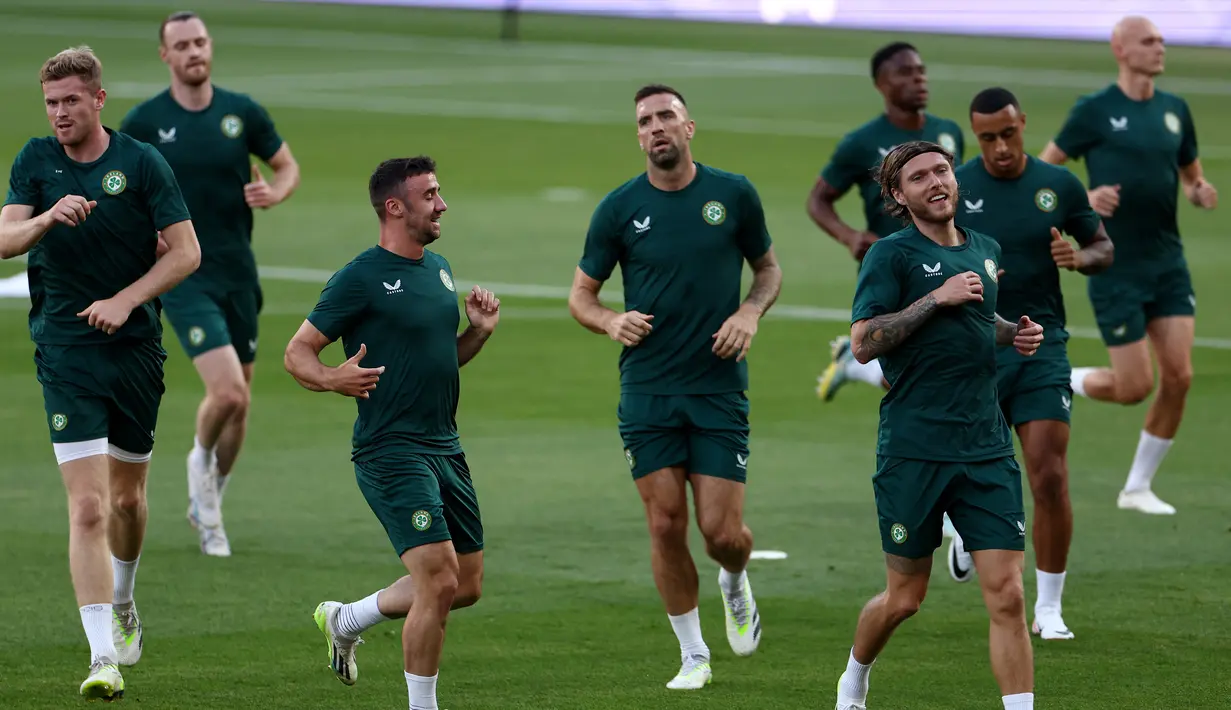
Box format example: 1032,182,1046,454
838,647,873,701
845,357,885,387
718,567,746,596
406,672,438,710
112,555,140,607
191,436,215,470
1003,692,1034,709
668,608,710,661
80,603,118,664
337,590,390,639
1124,430,1173,492
1035,569,1066,614
1070,367,1096,398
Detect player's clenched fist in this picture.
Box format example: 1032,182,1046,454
1013,315,1045,357
606,310,654,347
1050,227,1082,271
331,343,384,399
933,271,984,306
48,195,97,227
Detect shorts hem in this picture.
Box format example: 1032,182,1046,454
393,534,455,556
959,541,1026,553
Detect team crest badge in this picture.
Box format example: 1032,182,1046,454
188,326,206,347
439,269,455,292
702,200,726,226
1164,111,1181,135
937,132,957,154
221,114,244,138
51,413,68,431
1034,188,1057,213
412,510,432,531
985,258,998,282
890,523,908,544
102,170,127,196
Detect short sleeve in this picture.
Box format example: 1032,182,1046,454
736,178,772,262
851,240,903,324
140,146,192,230
578,195,621,282
1059,171,1101,246
4,140,40,207
1178,99,1199,168
1053,98,1101,161
307,266,367,342
820,133,868,194
246,99,284,162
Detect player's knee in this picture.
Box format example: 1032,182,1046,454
701,523,748,557
885,587,925,623
982,571,1026,623
647,505,689,544
1115,375,1154,405
423,568,460,617
68,491,108,533
109,488,146,520
1026,458,1068,507
210,381,250,419
453,580,482,610
1159,364,1193,397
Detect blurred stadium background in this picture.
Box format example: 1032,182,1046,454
1,1,1228,708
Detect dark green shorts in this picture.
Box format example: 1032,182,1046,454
996,357,1072,426
162,279,263,364
618,392,750,482
35,340,167,454
1088,264,1195,347
354,452,484,557
873,455,1025,559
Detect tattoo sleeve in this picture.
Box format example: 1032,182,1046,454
1075,227,1114,275
994,314,1019,346
855,292,939,360
742,251,782,314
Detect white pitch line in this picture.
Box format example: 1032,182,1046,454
255,265,1231,350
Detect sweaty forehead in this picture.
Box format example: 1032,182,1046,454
636,94,685,119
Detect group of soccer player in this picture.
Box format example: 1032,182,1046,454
0,7,1216,710
813,15,1217,710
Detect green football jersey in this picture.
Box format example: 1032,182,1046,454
822,114,966,239
121,87,284,290
307,246,463,462
851,226,1015,462
1053,84,1197,272
4,128,191,345
955,155,1101,363
579,163,773,395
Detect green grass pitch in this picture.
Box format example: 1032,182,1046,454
1,1,1229,707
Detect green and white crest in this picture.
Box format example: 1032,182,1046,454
702,200,726,226
188,326,206,347
624,448,635,469
890,523,908,544
1164,111,1181,135
985,258,998,282
937,132,957,154
221,114,244,138
102,170,127,196
412,510,432,531
1034,188,1057,213
51,413,68,432
439,269,455,292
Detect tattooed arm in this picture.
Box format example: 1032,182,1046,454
850,293,940,364
994,314,1019,346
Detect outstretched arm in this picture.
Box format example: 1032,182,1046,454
850,292,940,364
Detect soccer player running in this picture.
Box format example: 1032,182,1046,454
284,157,497,710
950,88,1114,640
120,11,301,556
0,47,200,700
834,140,1042,710
1040,15,1217,515
568,84,782,690
808,41,965,401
